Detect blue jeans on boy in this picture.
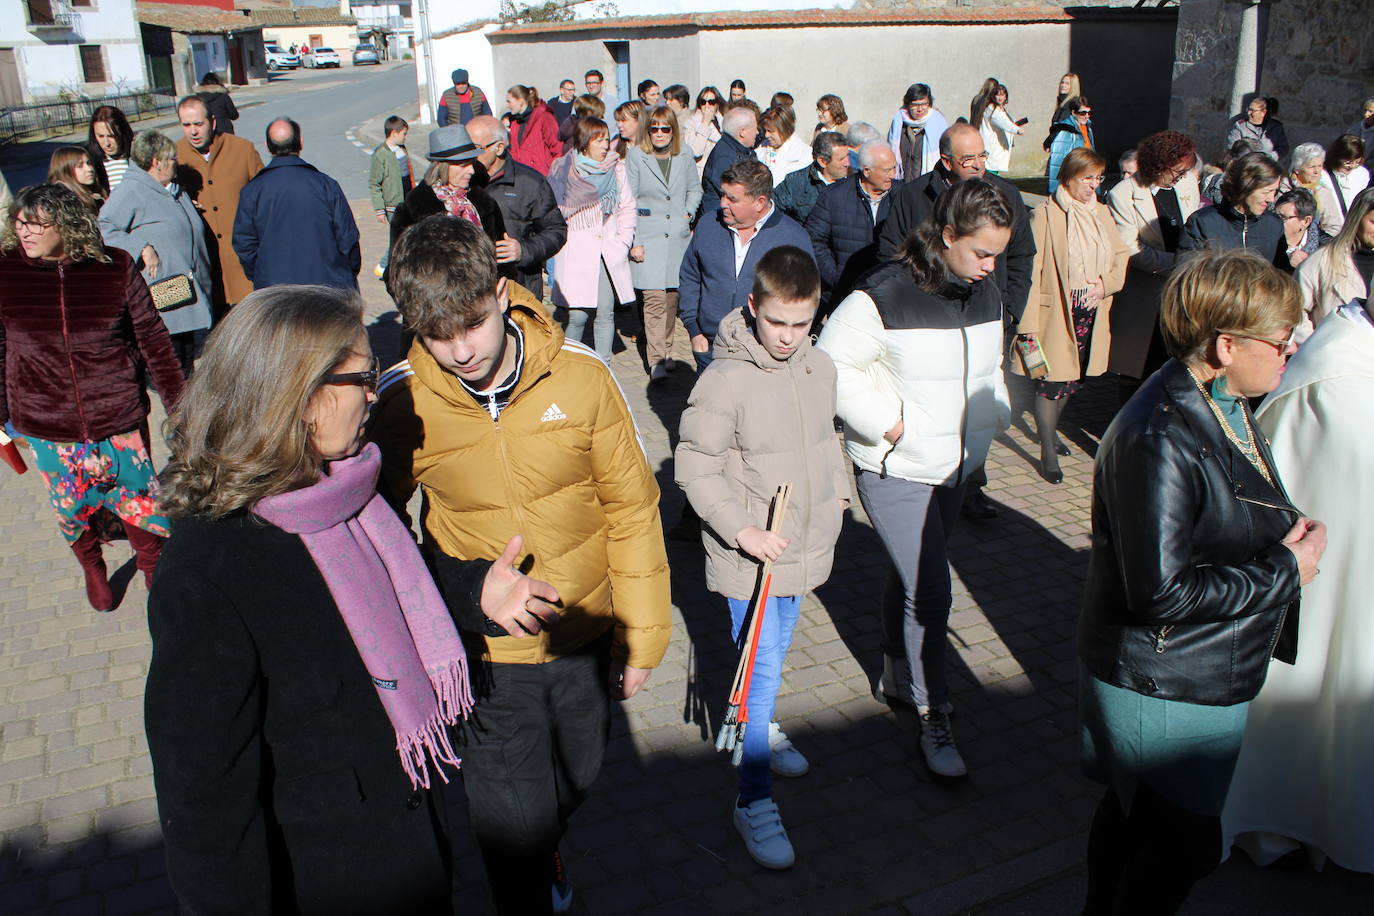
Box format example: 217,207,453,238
728,594,802,803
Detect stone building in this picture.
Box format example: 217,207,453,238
1169,0,1374,163
0,0,148,104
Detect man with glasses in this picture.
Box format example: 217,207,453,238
548,78,577,127
877,122,1035,522
466,115,567,300
584,69,619,115
1226,94,1290,161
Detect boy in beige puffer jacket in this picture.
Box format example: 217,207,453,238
675,245,850,871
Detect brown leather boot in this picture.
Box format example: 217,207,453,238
70,529,114,612
123,522,164,591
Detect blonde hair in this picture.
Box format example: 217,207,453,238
637,106,681,156
159,285,365,519
1,183,111,263
1161,248,1301,363
613,99,645,158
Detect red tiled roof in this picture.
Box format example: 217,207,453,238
137,2,261,33
489,5,1171,38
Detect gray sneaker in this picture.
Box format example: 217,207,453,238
918,707,967,778
767,722,809,777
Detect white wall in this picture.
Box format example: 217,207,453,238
4,0,147,100
416,22,501,123
570,0,856,17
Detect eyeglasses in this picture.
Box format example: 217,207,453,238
647,125,673,134
1276,211,1303,222
1165,163,1193,182
908,102,932,111
323,356,381,392
949,151,990,167
14,218,54,233
702,97,719,105
1217,328,1297,354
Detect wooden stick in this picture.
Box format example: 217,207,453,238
726,484,792,708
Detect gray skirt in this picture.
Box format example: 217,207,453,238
1080,668,1249,817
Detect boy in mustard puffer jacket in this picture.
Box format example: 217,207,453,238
370,214,671,913
675,246,850,871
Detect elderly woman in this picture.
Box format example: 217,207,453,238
99,130,213,373
757,105,813,185
1281,142,1326,213
48,145,106,211
1315,133,1370,236
1106,129,1200,382
815,93,849,141
145,285,479,913
887,83,949,179
85,105,134,192
1293,187,1374,341
389,125,505,252
684,86,724,174
1180,151,1287,269
1047,97,1094,193
548,117,636,360
1078,247,1324,913
819,180,1015,780
627,107,701,380
1013,148,1128,484
1222,285,1374,875
0,184,184,610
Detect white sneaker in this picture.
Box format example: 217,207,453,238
918,707,967,778
768,722,809,777
732,797,795,869
650,360,669,382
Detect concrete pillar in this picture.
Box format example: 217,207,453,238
1227,0,1263,118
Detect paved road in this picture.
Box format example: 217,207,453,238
3,65,1374,914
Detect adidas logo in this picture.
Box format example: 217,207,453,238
540,403,567,423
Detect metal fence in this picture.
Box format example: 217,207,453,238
0,87,179,145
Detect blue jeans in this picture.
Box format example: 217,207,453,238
379,209,395,270
728,594,802,803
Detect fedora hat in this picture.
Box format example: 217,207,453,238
427,125,479,162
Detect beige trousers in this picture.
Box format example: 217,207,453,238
640,288,680,368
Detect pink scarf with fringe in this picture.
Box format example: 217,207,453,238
253,443,473,789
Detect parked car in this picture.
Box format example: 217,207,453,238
302,47,341,69
264,45,299,70
352,45,380,66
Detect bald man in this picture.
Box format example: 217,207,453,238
233,118,360,290
174,94,262,310
875,120,1035,522
700,106,760,214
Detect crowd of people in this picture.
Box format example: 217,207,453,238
1,61,1373,915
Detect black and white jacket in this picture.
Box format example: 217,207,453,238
818,262,1011,486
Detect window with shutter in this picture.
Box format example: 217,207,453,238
79,45,105,82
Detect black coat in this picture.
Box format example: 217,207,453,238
876,166,1036,323
1078,359,1303,707
145,514,455,915
198,87,239,134
477,158,568,298
1179,203,1289,270
804,174,904,308
389,180,508,275
699,132,755,215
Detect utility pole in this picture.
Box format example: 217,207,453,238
415,0,438,124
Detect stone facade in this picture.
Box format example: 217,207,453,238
1170,0,1374,163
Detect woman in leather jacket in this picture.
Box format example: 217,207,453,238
1077,247,1326,914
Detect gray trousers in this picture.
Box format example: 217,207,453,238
559,258,616,360
855,468,964,709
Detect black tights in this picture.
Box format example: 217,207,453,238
1084,782,1223,915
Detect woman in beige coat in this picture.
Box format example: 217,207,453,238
1294,186,1374,342
1014,148,1128,483
1105,130,1200,383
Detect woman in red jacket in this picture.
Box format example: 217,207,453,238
0,183,185,611
504,84,561,175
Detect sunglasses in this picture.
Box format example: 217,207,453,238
1217,329,1296,355
324,356,381,392
648,125,673,134
1075,109,1092,116
702,98,719,105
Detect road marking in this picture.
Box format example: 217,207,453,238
344,127,372,156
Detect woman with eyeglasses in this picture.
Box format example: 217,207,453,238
1105,130,1200,384
684,87,724,176
887,83,948,179
626,107,701,381
1078,248,1323,913
145,284,474,914
0,183,184,611
1046,97,1094,193
814,93,849,141
1012,148,1128,484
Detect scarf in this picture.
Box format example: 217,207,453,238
1055,186,1115,292
549,151,620,215
901,110,933,130
509,105,533,126
253,444,473,790
432,182,481,227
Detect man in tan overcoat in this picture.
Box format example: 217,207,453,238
174,95,263,311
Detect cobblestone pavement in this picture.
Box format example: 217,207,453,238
4,202,1374,916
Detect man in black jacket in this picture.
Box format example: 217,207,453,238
700,106,759,215
876,122,1036,520
805,139,901,311
467,115,568,299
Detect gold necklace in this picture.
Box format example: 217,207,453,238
1185,367,1274,486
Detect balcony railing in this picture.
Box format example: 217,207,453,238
26,0,80,32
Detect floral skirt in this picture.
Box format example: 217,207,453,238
1035,289,1098,401
23,428,169,543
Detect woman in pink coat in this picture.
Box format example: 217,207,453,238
505,84,561,176
548,117,636,360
